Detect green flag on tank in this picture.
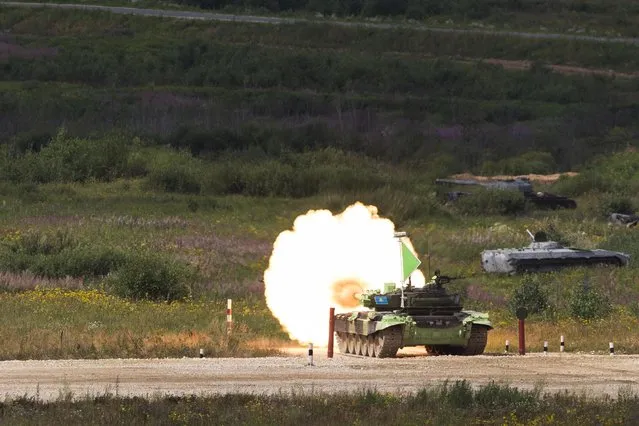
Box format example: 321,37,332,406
401,241,421,281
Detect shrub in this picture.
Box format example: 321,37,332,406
509,275,550,317
6,229,76,256
144,150,204,194
146,166,202,194
569,281,611,320
31,129,130,183
106,253,191,301
551,151,639,197
481,151,557,176
0,230,127,279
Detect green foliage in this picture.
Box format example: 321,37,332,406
551,152,639,197
509,275,550,317
452,188,527,216
0,229,127,279
1,381,638,425
143,149,204,194
1,129,131,184
7,130,52,155
106,252,191,301
569,281,611,320
324,186,443,226
205,160,320,198
481,151,557,176
581,193,636,218
600,232,639,270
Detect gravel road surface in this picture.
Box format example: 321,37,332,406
1,351,638,401
2,2,639,45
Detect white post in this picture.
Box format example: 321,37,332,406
199,348,204,358
227,299,233,335
307,343,314,366
398,237,405,308
560,335,565,353
543,341,548,355
610,342,614,355
505,340,510,353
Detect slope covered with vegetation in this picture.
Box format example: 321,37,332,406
1,5,639,360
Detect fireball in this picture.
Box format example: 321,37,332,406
263,202,424,345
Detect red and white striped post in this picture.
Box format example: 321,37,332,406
226,299,233,335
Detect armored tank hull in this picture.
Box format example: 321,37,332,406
333,277,492,358
481,240,630,274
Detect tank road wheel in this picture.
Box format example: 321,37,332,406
425,345,447,356
354,335,364,355
337,332,348,354
347,333,356,354
367,335,377,357
374,327,402,358
462,325,489,355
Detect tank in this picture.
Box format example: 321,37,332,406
435,177,577,209
333,271,493,358
481,231,630,274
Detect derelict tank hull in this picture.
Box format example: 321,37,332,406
481,241,630,274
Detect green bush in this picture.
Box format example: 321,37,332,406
0,230,127,279
5,229,76,256
481,151,557,176
579,193,637,219
569,282,611,320
324,186,444,226
31,130,130,183
551,152,639,197
452,188,527,216
509,275,550,317
106,253,191,301
147,166,202,194
144,149,204,194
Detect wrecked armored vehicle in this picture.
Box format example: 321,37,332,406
609,213,639,228
435,177,577,209
481,231,630,274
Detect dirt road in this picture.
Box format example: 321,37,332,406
2,2,639,45
1,350,638,401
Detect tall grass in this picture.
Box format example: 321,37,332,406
2,381,639,425
0,289,286,359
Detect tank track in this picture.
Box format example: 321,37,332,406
336,326,402,358
515,256,624,273
463,325,488,355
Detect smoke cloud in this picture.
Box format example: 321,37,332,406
264,202,425,345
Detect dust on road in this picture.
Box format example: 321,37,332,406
1,349,638,401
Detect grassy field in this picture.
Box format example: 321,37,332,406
2,7,639,173
1,3,639,361
1,152,639,358
2,381,639,425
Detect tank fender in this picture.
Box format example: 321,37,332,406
461,310,493,330
334,312,411,336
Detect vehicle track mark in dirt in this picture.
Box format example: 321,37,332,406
1,352,638,401
2,2,639,45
